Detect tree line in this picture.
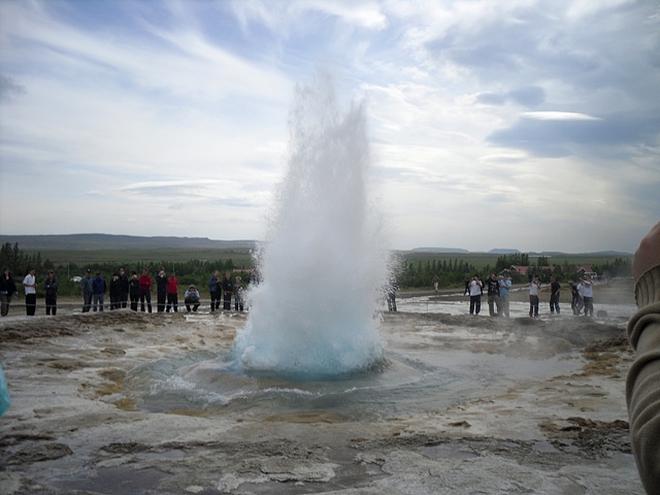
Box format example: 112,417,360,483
395,252,632,289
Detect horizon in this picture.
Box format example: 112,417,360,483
0,232,634,256
1,1,658,253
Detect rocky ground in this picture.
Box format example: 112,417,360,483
0,282,645,494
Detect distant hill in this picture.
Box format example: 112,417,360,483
0,234,257,251
489,248,520,254
410,247,469,253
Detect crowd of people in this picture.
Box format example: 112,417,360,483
0,265,257,316
463,272,597,318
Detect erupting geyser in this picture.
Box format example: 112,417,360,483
229,71,391,379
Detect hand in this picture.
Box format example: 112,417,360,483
632,221,660,282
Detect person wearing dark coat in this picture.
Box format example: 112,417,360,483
155,268,168,313
44,270,58,316
1,267,18,317
129,271,141,312
109,272,122,310
221,272,234,310
118,267,130,309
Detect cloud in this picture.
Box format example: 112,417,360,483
0,74,26,102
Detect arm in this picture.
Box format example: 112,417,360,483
626,221,660,495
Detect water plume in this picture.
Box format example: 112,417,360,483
229,71,391,380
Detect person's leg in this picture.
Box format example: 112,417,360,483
140,291,146,312
146,292,152,313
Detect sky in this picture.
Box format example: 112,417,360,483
1,0,659,253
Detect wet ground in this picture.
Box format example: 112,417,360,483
0,279,645,494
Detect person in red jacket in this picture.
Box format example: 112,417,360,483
139,268,152,313
166,271,179,312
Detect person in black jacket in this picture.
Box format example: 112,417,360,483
486,273,500,316
109,272,122,310
1,267,18,317
129,271,141,312
155,267,168,313
221,272,234,310
118,267,129,309
44,270,58,316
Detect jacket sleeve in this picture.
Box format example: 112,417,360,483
627,265,660,495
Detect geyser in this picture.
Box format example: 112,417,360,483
229,72,391,379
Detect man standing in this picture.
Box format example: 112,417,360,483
44,270,58,316
22,268,36,316
209,270,221,312
92,272,106,312
221,271,234,311
529,275,541,317
0,267,18,317
118,267,129,309
139,268,152,313
550,276,561,314
498,275,512,317
155,267,168,313
582,275,594,317
467,274,483,315
80,268,93,313
486,273,500,317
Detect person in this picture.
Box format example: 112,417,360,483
129,271,141,311
467,274,483,315
234,276,245,312
155,267,168,313
498,274,511,318
549,276,561,314
109,272,122,310
209,271,221,312
582,275,594,317
432,273,439,292
23,267,36,316
486,273,500,316
387,277,398,312
139,268,152,313
184,284,200,312
44,270,58,316
569,280,583,316
221,272,234,310
528,275,541,317
626,220,660,494
118,267,129,309
166,271,178,312
92,272,106,312
1,267,18,317
80,269,94,313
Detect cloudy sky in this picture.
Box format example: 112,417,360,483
1,0,658,253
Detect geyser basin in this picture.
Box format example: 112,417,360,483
124,349,471,420
228,71,391,378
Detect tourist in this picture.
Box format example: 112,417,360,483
235,276,245,312
467,274,483,315
155,267,168,313
486,273,500,316
0,267,18,317
209,270,221,312
387,276,398,312
222,272,234,310
432,273,439,292
626,220,660,494
139,268,152,313
569,280,583,315
118,267,129,309
23,267,36,316
44,270,58,316
129,271,141,311
498,275,511,318
109,272,122,310
550,276,561,314
166,271,178,312
184,284,200,312
528,275,541,317
92,272,106,312
582,275,594,317
80,268,93,313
